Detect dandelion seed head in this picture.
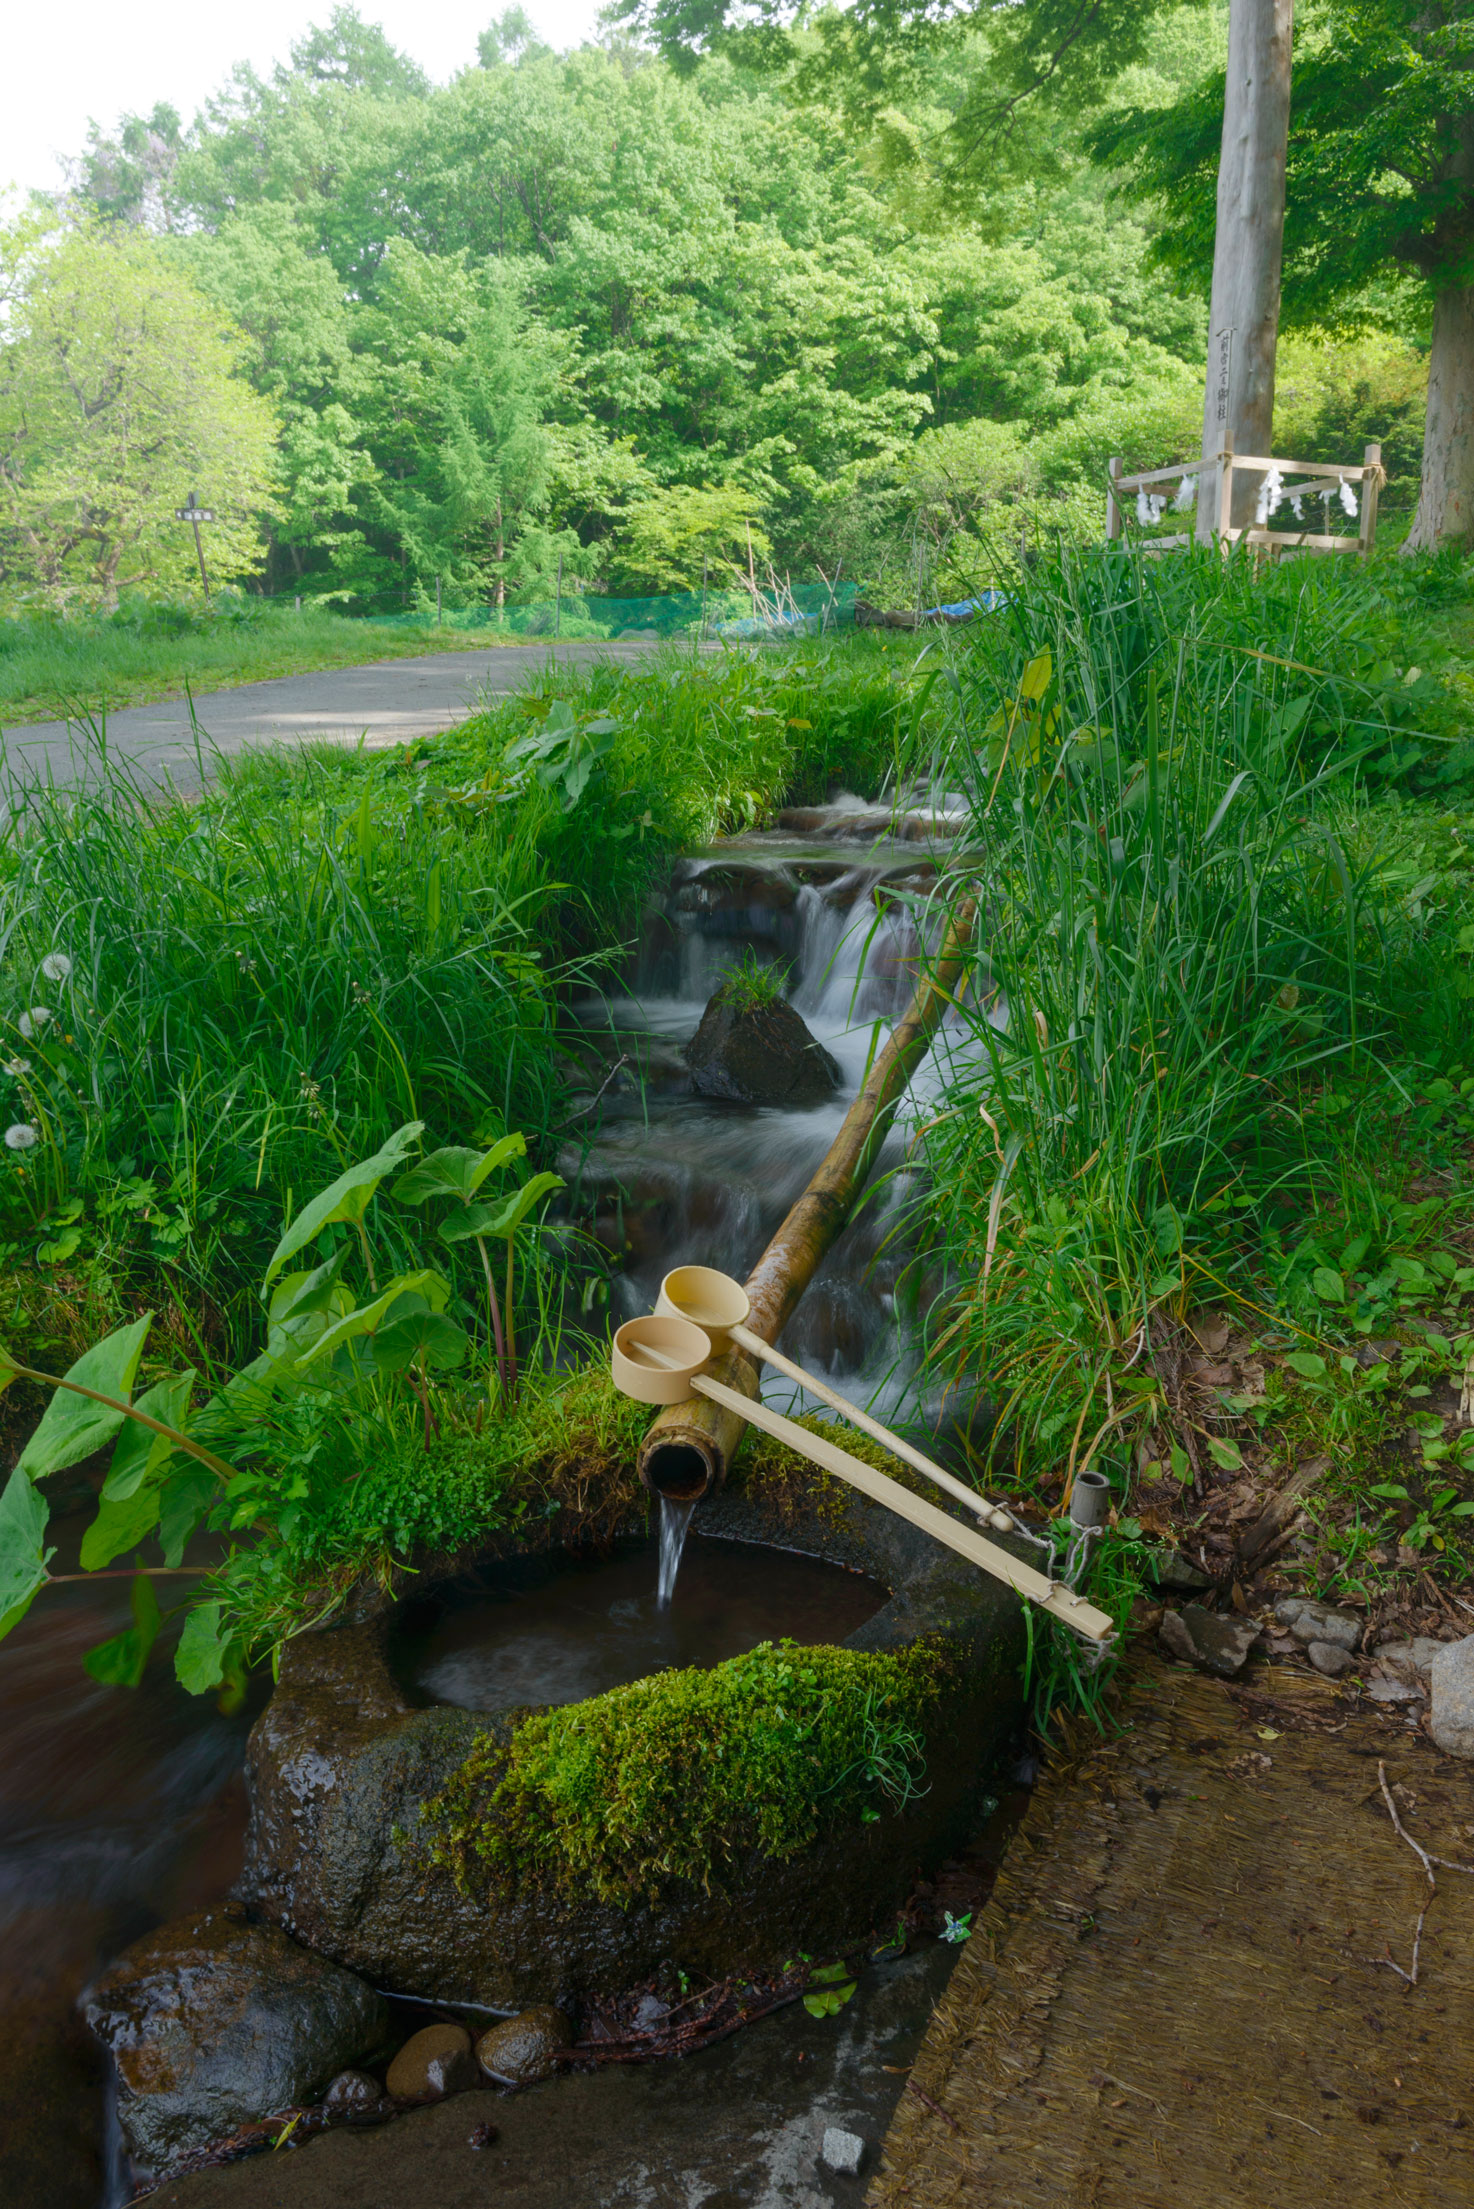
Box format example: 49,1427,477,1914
3,1058,30,1077
4,1123,39,1150
17,1008,51,1040
40,953,72,984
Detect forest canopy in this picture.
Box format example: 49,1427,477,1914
0,3,1435,612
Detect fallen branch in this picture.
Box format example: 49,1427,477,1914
1362,1759,1474,1990
907,2081,961,2132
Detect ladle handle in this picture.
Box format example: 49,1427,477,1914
726,1322,1014,1533
689,1372,1112,1644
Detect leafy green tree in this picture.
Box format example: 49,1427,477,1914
189,206,363,590
0,217,279,611
612,483,771,591
1093,2,1474,545
349,246,569,606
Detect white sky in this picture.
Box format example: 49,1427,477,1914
3,1,607,201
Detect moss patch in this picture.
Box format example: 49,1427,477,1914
417,1637,950,1909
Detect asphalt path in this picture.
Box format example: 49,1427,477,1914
0,637,697,788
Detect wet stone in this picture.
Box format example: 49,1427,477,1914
1428,1634,1474,1758
1158,1604,1261,1678
1307,1640,1355,1678
81,1906,388,2176
476,2006,574,2086
322,2068,381,2114
386,2023,478,2101
683,992,841,1106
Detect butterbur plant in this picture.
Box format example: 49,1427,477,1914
0,1119,567,1691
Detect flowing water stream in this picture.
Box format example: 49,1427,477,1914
1,791,977,2204
567,791,981,1446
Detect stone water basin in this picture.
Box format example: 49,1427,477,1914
233,1482,1026,2011
397,1534,887,1710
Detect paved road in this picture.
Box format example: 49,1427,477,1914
0,637,694,787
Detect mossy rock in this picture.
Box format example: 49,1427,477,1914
234,1485,1025,2009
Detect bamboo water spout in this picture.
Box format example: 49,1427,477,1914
636,897,977,1504
614,1317,1112,1644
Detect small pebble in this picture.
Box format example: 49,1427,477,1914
820,2125,867,2178
469,2121,499,2150
475,2005,574,2086
322,2069,380,2115
1307,1640,1355,1678
386,2023,478,2101
1288,1601,1360,1653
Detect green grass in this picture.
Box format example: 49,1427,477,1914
0,633,904,1373
899,539,1474,1655
0,597,524,728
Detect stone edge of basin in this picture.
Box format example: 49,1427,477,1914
228,1482,1027,2011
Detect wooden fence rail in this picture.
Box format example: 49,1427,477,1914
1106,440,1383,560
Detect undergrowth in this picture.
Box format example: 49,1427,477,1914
416,1637,949,1908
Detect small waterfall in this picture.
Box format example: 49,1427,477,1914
656,1494,697,1608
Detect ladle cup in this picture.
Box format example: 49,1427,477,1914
654,1265,1018,1536
608,1317,1110,1644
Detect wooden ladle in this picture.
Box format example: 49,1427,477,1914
655,1265,1020,1533
610,1314,1111,1643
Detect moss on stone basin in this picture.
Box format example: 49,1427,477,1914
233,1484,1026,2010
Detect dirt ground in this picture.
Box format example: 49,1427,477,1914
867,1654,1474,2207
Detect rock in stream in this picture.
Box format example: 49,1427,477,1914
81,1904,388,2175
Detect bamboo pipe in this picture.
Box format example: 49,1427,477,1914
638,897,978,1501
614,1320,1111,1642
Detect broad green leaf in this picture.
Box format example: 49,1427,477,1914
1310,1268,1346,1304
175,1600,229,1694
83,1575,162,1686
395,1134,525,1207
102,1372,196,1501
267,1245,354,1326
293,1270,450,1368
16,1314,153,1480
477,1172,566,1241
0,1467,52,1638
1205,1435,1244,1471
264,1123,423,1282
1283,1351,1326,1379
158,1462,215,1569
0,1343,23,1396
1369,1482,1410,1501
373,1310,469,1375
81,1482,164,1570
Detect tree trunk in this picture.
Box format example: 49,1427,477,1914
1196,0,1295,541
1402,285,1474,553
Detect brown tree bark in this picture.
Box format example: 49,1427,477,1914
1402,284,1474,553
638,898,978,1498
1196,0,1295,541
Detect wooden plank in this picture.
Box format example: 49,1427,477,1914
1236,528,1361,553
1229,453,1371,479
1112,462,1198,494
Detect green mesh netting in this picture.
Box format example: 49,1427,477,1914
362,582,859,642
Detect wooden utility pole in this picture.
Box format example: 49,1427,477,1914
1196,0,1295,542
